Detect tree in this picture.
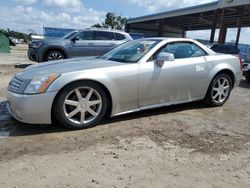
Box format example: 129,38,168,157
91,23,102,28
92,12,127,30
0,28,30,43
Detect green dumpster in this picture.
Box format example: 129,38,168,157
0,33,10,53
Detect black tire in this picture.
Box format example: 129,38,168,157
246,76,250,82
205,73,232,107
54,81,108,130
46,50,65,62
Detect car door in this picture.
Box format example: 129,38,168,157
70,31,95,57
139,41,209,108
93,31,116,56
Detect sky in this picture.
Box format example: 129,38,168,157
0,0,249,44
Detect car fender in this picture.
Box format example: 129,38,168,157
207,62,236,88
47,69,124,116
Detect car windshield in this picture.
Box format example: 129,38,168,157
63,30,78,39
101,39,161,63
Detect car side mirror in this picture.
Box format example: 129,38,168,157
155,52,175,67
71,35,80,42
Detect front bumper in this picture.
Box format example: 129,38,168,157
7,91,58,124
28,48,43,62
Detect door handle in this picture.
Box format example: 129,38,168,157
110,43,115,46
89,42,94,46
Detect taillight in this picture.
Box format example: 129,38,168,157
235,54,243,71
239,57,243,71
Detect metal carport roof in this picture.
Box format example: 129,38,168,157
126,0,250,45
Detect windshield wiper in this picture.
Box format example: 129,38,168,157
108,58,135,63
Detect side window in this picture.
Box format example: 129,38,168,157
187,43,207,58
78,31,94,40
114,33,126,40
95,31,115,40
151,42,207,60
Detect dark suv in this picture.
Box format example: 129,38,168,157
210,44,240,55
28,29,133,62
243,50,250,82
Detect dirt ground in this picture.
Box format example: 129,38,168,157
0,45,250,188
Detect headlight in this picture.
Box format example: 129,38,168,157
24,74,60,94
30,41,43,48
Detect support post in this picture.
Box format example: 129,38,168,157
210,10,218,44
221,27,227,44
158,19,164,37
218,9,225,45
182,30,187,38
235,7,244,47
125,23,130,33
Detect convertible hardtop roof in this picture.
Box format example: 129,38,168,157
140,37,216,55
138,37,197,43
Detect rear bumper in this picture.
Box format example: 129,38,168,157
233,69,243,88
6,91,58,124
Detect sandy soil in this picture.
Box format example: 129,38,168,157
0,45,34,97
0,46,250,187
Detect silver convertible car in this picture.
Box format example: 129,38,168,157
7,38,242,129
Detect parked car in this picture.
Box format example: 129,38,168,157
129,33,145,39
8,38,242,129
28,28,133,62
210,44,240,56
243,49,250,82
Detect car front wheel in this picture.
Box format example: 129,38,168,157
205,73,232,106
46,50,65,61
54,81,108,129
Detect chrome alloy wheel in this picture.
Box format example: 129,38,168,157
48,52,63,61
63,87,102,125
212,77,230,104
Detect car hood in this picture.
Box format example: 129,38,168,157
43,37,62,42
16,57,124,80
39,38,68,45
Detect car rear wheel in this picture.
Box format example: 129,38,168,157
46,50,65,61
205,73,232,106
54,81,108,129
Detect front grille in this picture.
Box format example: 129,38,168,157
9,77,23,90
8,77,30,94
